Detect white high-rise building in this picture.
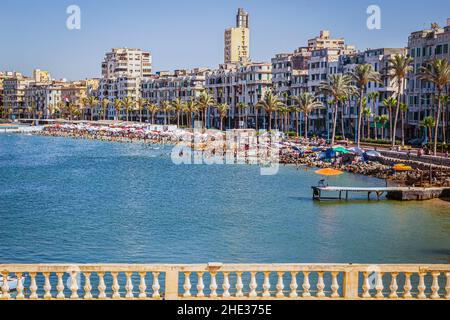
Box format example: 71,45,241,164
101,48,152,79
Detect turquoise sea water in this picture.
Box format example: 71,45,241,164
0,134,449,264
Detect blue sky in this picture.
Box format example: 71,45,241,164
1,0,450,80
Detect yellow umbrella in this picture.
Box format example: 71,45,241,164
393,164,413,172
315,168,344,176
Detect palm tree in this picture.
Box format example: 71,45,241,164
441,95,450,144
197,91,215,128
185,99,197,128
399,102,408,147
278,105,290,132
48,103,60,120
113,98,123,122
160,101,173,125
87,96,99,121
419,58,450,155
256,91,285,131
373,115,381,140
101,98,110,121
236,102,247,128
136,98,147,123
383,96,397,141
363,107,372,140
379,114,389,140
80,97,89,121
172,98,185,127
350,64,381,147
122,97,135,122
387,54,413,148
147,103,159,124
368,92,380,139
294,92,323,139
422,116,436,144
217,103,230,131
320,74,353,145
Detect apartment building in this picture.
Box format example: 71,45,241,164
205,61,272,128
2,72,34,119
224,8,250,64
102,48,152,79
406,19,450,137
141,68,209,104
24,82,62,119
97,76,141,120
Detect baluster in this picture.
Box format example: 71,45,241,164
29,272,38,299
276,272,284,298
262,272,271,297
302,272,311,297
152,272,161,299
317,272,325,298
210,272,218,298
445,272,450,299
98,272,107,299
43,272,52,299
70,271,79,299
1,271,10,299
111,272,120,299
289,272,298,298
236,272,244,297
56,272,65,299
16,273,24,300
430,272,440,299
125,272,134,299
196,272,205,297
417,273,426,299
403,273,412,299
375,272,384,299
389,273,399,299
362,272,371,298
331,272,340,298
222,273,231,298
249,272,257,297
138,272,147,299
183,272,192,298
83,272,92,299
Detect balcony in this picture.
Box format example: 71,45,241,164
0,263,448,300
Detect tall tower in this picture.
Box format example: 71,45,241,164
224,8,250,64
236,8,249,28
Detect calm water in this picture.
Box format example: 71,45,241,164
0,134,449,264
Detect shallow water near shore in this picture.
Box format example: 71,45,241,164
0,134,449,264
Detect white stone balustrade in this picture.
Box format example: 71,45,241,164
0,264,449,300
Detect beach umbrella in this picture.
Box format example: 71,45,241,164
393,164,413,172
315,168,344,176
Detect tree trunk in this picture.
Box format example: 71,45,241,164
434,92,442,156
392,81,402,148
296,112,299,138
357,89,364,147
401,111,405,147
304,114,308,139
331,103,338,145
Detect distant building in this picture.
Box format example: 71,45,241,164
101,48,152,79
2,72,34,119
406,18,450,137
224,8,250,64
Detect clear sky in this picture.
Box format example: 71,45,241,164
1,0,450,80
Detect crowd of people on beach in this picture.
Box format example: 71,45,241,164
36,122,450,187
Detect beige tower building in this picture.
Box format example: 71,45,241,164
224,8,250,64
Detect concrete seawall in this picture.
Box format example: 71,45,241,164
386,188,450,201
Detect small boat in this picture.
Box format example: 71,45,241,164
0,275,26,291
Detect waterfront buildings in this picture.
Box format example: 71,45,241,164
224,8,250,64
102,48,152,79
406,19,450,138
2,72,35,119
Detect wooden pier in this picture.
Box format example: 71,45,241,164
312,186,449,201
